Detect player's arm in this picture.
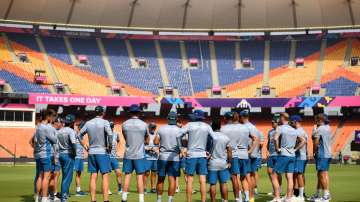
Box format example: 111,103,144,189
294,135,306,151
226,144,232,166
77,123,89,151
104,121,113,152
70,130,77,156
248,132,259,154
29,133,36,148
274,131,281,153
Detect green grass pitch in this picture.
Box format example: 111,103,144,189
0,164,359,202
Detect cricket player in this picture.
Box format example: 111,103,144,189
180,109,215,202
266,114,282,196
57,114,77,202
156,111,183,202
108,121,123,195
270,113,306,202
74,121,87,196
309,113,332,202
290,115,308,202
121,104,149,202
34,109,58,202
207,119,232,202
143,122,159,194
78,106,113,202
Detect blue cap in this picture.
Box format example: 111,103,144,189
239,109,250,117
95,106,105,113
193,109,205,120
290,115,302,122
168,111,178,125
64,114,75,124
129,104,142,113
224,111,233,119
54,116,63,123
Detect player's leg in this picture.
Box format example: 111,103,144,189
220,182,229,202
186,175,194,202
209,184,216,202
168,176,176,202
143,171,150,193
219,169,230,202
285,172,294,200
89,173,98,201
297,173,305,200
41,171,51,200
230,158,240,200
54,171,60,196
151,170,158,192
293,173,299,197
157,176,165,202
121,159,133,202
199,175,207,202
270,172,280,200
197,157,208,202
101,173,110,201
115,168,123,193
134,158,147,202
249,172,256,199
60,154,75,201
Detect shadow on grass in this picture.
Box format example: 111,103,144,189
20,195,34,202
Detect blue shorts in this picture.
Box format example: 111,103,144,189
267,156,278,168
36,157,52,172
110,158,120,170
250,158,262,172
316,158,331,172
145,160,158,172
239,159,250,176
230,158,240,175
74,158,84,172
185,157,208,176
207,169,230,185
274,156,295,174
123,158,147,174
157,160,180,177
88,154,111,174
52,160,61,172
180,158,186,170
294,160,307,174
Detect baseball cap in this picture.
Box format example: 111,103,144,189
272,114,281,122
290,115,302,122
95,106,105,113
239,109,250,117
129,104,142,113
193,109,205,120
64,114,75,124
224,111,233,119
168,111,178,125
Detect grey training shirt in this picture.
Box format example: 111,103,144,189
208,132,231,171
34,123,58,159
110,132,120,158
79,117,113,155
295,127,308,160
158,124,182,161
145,132,159,160
276,124,300,157
268,128,278,157
313,125,332,159
57,127,77,154
122,118,148,159
181,121,215,158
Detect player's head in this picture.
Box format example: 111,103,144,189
224,111,233,123
40,109,57,123
272,114,281,128
109,121,115,130
64,114,76,128
290,115,302,128
95,106,105,117
176,119,182,128
239,109,250,123
53,116,63,129
315,113,326,126
279,112,290,124
168,111,178,125
128,104,142,116
193,109,205,121
232,111,240,123
148,122,157,134
211,118,221,132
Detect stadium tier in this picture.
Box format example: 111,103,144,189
0,32,359,97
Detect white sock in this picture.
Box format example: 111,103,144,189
76,186,81,192
35,194,39,202
41,197,48,202
122,192,128,201
168,195,173,202
299,187,304,197
244,191,250,201
157,194,162,202
324,190,330,196
139,193,144,202
239,191,243,202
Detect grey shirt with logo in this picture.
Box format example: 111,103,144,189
34,123,58,159
57,127,77,155
221,123,251,159
295,127,308,160
275,124,301,157
158,124,183,161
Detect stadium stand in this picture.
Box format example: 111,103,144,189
0,70,49,93
269,41,291,69
160,41,192,96
322,77,358,96
42,36,73,65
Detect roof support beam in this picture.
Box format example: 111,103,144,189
182,0,191,29
237,0,242,29
291,0,298,28
128,0,139,27
346,0,355,26
3,0,15,20
66,0,78,24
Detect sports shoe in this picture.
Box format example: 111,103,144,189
267,192,274,196
118,186,122,194
295,196,305,202
151,188,157,193
175,187,180,193
315,195,331,202
75,191,87,196
53,195,61,202
308,193,321,202
192,190,197,194
144,188,148,194
267,198,281,202
108,190,112,195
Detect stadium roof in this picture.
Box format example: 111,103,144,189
0,0,359,31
